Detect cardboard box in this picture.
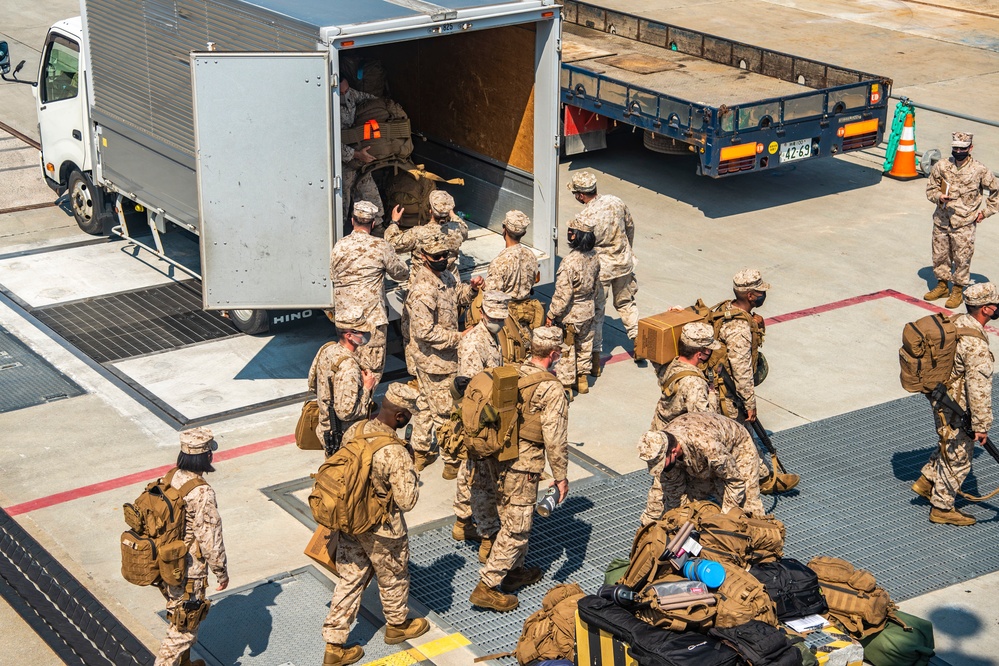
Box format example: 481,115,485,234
634,310,704,364
304,526,338,576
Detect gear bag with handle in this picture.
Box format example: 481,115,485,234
513,583,587,665
120,469,206,587
899,312,987,393
807,556,897,639
750,557,828,621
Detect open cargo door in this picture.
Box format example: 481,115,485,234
191,52,334,309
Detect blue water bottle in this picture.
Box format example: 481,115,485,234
681,558,726,589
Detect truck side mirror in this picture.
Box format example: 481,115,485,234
0,41,10,75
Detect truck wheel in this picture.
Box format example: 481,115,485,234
229,309,270,335
67,170,104,235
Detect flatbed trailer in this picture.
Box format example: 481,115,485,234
560,0,894,177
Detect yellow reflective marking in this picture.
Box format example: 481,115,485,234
358,632,471,666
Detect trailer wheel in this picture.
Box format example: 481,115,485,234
229,309,270,335
67,170,103,235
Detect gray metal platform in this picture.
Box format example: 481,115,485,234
0,324,84,413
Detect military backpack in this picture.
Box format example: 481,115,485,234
514,583,587,665
898,312,987,394
120,469,205,588
807,556,897,639
383,163,465,228
461,366,557,460
689,299,767,386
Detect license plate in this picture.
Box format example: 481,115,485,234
779,139,812,163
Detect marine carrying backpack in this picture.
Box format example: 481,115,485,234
309,432,400,535
807,556,897,639
899,312,987,393
120,469,205,588
514,583,587,665
689,299,765,383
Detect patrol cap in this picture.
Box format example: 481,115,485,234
180,427,218,455
637,430,670,463
418,230,451,255
481,290,511,319
334,302,371,333
384,382,419,411
680,322,721,350
531,325,564,350
352,200,379,222
503,210,531,234
952,132,973,148
733,269,770,292
567,171,598,194
964,282,999,306
428,190,455,216
567,213,595,233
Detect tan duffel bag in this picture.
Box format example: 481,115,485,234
295,399,323,451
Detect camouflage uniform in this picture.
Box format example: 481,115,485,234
330,227,409,382
385,191,468,281
921,312,993,510
485,244,539,301
651,359,721,430
323,419,421,645
308,341,372,444
660,412,765,517
406,263,477,461
716,311,757,419
341,86,383,226
548,245,600,384
155,431,228,666
479,360,568,588
926,146,999,288
583,194,638,350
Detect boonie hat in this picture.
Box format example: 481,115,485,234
637,430,670,463
334,302,371,333
680,322,721,350
503,210,531,234
567,171,598,194
428,190,455,216
180,427,218,454
952,132,973,148
353,200,379,222
385,382,419,411
481,291,511,319
733,269,770,292
568,213,595,233
964,282,999,306
531,326,563,348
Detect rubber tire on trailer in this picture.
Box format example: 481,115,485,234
67,169,104,235
229,309,270,335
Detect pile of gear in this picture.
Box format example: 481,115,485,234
505,499,935,666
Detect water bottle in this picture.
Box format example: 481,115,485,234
536,487,559,517
681,557,726,589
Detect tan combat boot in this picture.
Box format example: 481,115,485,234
945,285,964,309
563,384,574,403
470,581,519,612
577,374,589,394
442,461,460,480
324,644,364,666
385,617,430,645
178,650,206,666
929,507,976,526
590,351,603,377
501,566,543,594
911,475,933,500
451,517,482,542
413,450,437,472
478,535,495,563
924,280,949,301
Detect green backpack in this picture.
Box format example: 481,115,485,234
860,611,935,666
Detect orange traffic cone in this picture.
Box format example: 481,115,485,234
887,113,919,180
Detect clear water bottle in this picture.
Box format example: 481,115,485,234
536,487,559,517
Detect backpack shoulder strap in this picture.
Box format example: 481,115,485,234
356,432,403,455
163,467,179,486
662,368,704,396
518,370,559,391
955,326,989,344
178,475,208,498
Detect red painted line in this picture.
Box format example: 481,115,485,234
4,434,294,516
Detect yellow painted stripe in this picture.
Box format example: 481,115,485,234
359,632,471,666
359,652,418,666
599,628,615,664
576,612,591,665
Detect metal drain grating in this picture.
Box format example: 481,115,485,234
0,324,84,413
32,281,238,363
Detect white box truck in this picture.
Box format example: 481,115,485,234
10,0,561,333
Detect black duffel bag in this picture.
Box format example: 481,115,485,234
709,620,803,666
750,557,828,621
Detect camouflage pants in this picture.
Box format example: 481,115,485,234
356,323,388,384
593,273,639,352
454,457,500,537
480,462,538,588
323,532,411,645
931,223,976,287
921,410,974,510
342,167,384,229
154,577,206,666
412,368,457,462
555,319,594,385
719,400,770,481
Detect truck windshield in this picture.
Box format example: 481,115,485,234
41,34,80,103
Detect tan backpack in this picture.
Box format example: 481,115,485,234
308,432,400,535
342,98,413,165
384,163,465,228
690,299,765,383
899,312,987,394
120,469,205,588
713,562,778,628
807,556,897,639
696,511,753,568
514,583,586,665
741,513,785,564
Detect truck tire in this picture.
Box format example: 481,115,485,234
67,169,104,236
229,309,270,335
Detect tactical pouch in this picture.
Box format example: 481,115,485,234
120,530,160,586
122,503,144,533
169,597,211,632
808,556,894,639
158,540,189,587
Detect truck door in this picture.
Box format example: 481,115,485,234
191,51,335,310
36,30,89,186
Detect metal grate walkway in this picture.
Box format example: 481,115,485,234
0,324,84,413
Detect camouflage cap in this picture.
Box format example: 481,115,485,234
567,213,595,233
419,230,451,255
334,302,371,333
952,132,973,148
384,382,419,412
428,190,455,216
503,210,531,234
964,282,999,306
531,325,564,349
637,430,670,463
733,268,770,292
680,321,721,350
567,171,598,194
180,427,218,454
481,290,511,319
352,200,379,222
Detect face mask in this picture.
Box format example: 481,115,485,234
990,308,999,321
350,331,371,347
427,257,448,272
953,150,969,162
753,293,767,308
485,319,504,334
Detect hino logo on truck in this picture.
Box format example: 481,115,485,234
271,310,313,324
